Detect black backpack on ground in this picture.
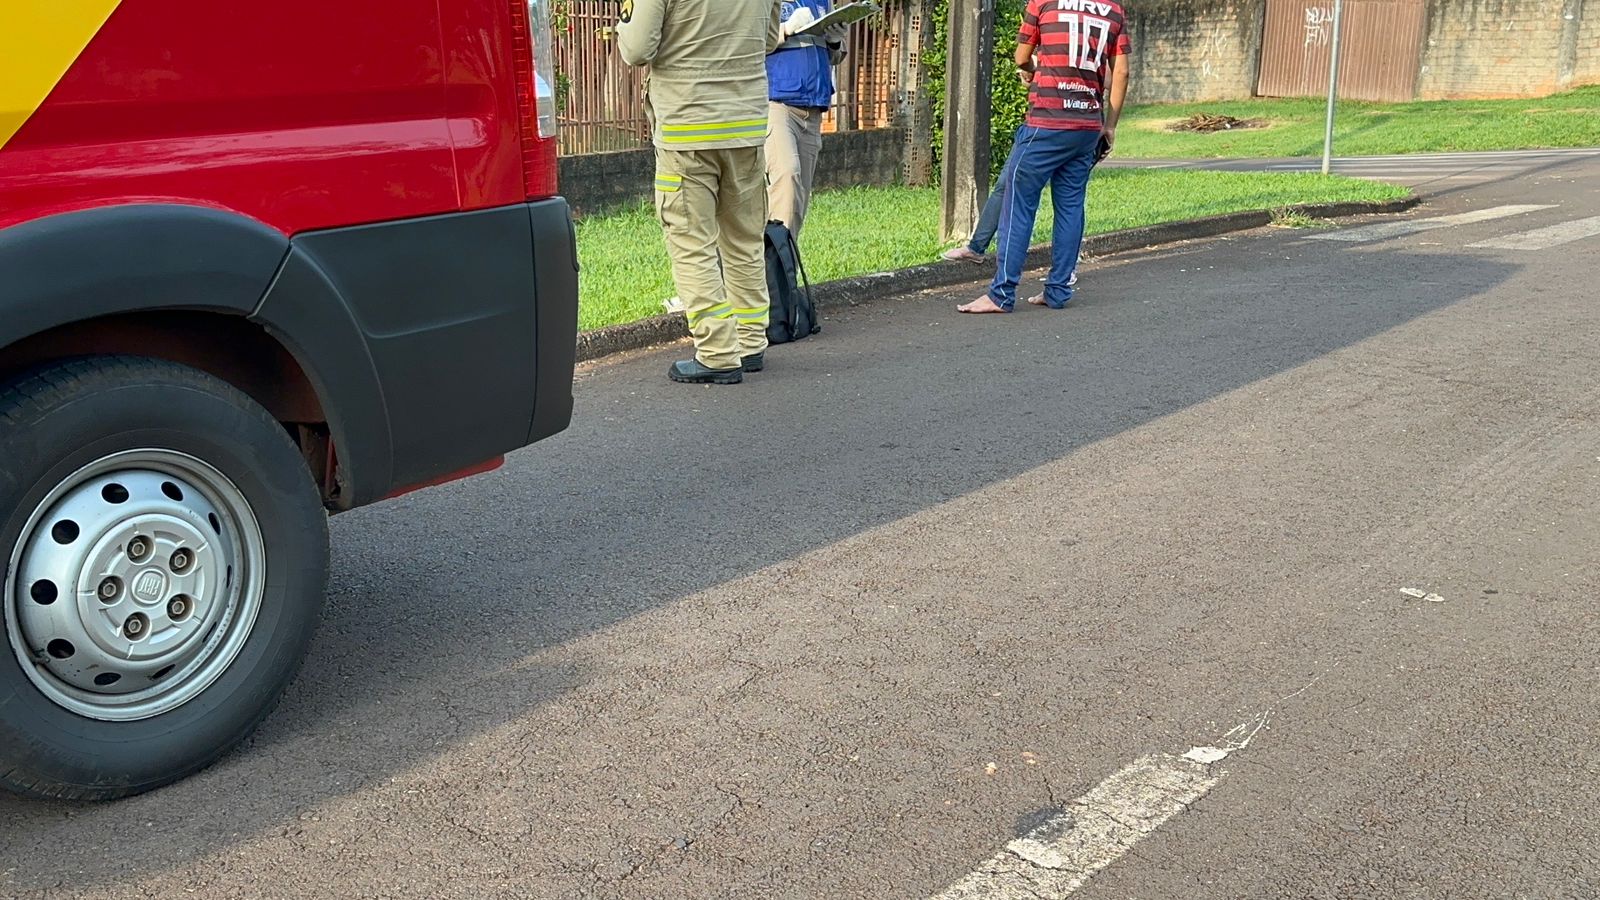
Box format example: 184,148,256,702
765,220,820,345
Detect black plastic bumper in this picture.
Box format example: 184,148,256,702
252,199,579,508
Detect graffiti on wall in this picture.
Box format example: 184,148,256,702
1304,5,1334,47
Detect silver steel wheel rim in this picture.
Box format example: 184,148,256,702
5,449,266,722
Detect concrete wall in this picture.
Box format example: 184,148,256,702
1117,0,1597,103
558,127,906,218
558,148,654,217
1418,0,1586,97
1570,0,1600,86
1124,0,1268,103
816,127,907,192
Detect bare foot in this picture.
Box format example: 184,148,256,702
942,246,985,263
957,295,1009,314
1025,293,1046,306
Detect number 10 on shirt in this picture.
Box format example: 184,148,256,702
1056,13,1112,71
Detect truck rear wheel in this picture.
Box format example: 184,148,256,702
0,357,328,800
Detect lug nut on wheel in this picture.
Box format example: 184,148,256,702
128,537,151,562
168,596,191,620
124,613,149,639
170,549,192,573
98,576,121,602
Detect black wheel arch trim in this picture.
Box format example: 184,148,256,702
1,199,579,511
0,203,288,340
248,247,394,508
0,203,392,509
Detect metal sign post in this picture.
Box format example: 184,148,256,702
1320,0,1345,176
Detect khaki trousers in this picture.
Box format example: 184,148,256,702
764,102,824,238
654,145,771,370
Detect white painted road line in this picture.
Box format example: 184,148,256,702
1278,150,1600,165
1308,204,1555,243
1333,149,1600,162
932,754,1218,900
932,719,1267,900
1468,214,1600,251
1268,162,1524,170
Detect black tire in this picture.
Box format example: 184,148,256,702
0,356,328,800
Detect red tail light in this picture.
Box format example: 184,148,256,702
509,0,560,199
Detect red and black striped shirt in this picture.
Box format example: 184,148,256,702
1019,0,1131,131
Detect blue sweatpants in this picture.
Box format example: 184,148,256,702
987,125,1101,311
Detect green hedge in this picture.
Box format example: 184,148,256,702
924,0,1029,181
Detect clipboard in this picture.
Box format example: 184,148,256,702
796,2,881,37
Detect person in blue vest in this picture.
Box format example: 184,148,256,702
766,1,846,241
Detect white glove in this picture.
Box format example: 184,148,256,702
782,6,818,36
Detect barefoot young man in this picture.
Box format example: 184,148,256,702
957,0,1130,315
941,138,1077,295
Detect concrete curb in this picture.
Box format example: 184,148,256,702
574,194,1419,363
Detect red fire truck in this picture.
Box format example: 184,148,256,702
0,0,577,799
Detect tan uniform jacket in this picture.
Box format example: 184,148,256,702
617,0,783,150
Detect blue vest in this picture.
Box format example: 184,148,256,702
767,0,836,110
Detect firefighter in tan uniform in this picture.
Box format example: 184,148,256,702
619,0,783,384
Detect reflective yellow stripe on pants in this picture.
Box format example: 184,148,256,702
660,118,769,145
732,306,769,327
686,302,734,326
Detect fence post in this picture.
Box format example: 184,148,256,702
940,0,996,242
838,23,860,132
897,0,936,186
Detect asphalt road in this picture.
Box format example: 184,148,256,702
5,153,1600,899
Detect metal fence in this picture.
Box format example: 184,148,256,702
554,1,909,156
1255,0,1427,102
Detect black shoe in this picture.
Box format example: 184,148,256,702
668,359,743,384
741,352,765,373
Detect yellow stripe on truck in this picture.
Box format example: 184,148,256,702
0,0,124,150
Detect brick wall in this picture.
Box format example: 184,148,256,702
1418,0,1580,97
1124,0,1268,103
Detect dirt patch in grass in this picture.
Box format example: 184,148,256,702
1167,114,1270,133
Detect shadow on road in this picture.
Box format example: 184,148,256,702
0,232,1517,890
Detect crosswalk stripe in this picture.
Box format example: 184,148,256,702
930,754,1220,899
1308,204,1555,243
1468,214,1600,251
930,716,1269,900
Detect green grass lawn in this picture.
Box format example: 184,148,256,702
575,169,1405,331
1117,86,1600,159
